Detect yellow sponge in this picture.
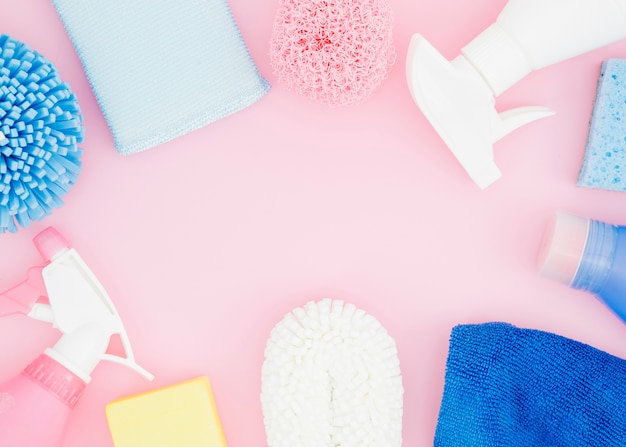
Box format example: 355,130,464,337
106,377,228,447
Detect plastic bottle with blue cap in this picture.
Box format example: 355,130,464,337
0,227,153,447
406,0,626,188
539,212,626,323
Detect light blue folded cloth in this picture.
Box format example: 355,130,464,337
435,323,626,446
51,0,270,155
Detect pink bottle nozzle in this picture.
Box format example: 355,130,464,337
538,212,589,286
34,227,70,262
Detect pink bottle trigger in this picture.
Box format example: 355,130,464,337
0,267,46,317
0,227,70,317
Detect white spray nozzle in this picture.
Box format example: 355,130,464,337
406,34,554,189
32,228,153,381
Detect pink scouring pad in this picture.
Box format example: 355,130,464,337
270,0,396,106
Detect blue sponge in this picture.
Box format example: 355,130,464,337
0,34,84,233
578,59,626,191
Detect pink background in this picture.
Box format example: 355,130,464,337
2,0,626,446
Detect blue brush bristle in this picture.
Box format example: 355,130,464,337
0,34,84,234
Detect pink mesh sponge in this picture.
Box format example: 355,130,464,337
270,0,396,106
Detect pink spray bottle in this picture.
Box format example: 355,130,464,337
0,227,153,447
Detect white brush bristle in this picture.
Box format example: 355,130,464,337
261,299,403,447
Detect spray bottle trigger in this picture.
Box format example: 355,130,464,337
101,352,155,381
493,106,556,142
101,333,154,380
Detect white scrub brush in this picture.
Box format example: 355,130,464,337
261,299,403,447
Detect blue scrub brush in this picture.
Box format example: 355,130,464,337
0,34,84,234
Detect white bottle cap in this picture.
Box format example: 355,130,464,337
538,212,589,286
45,324,109,383
461,23,532,96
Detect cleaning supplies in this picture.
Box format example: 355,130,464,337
51,0,270,155
270,0,395,106
0,227,152,447
539,211,626,324
406,0,626,189
106,376,228,447
261,299,403,447
0,34,84,233
578,59,626,191
435,322,626,446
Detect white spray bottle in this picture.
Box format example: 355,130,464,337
406,0,626,189
0,227,153,447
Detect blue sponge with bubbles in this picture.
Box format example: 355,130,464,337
0,34,83,233
578,59,626,192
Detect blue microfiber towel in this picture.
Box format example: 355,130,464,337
51,0,270,155
578,59,626,191
435,322,626,446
